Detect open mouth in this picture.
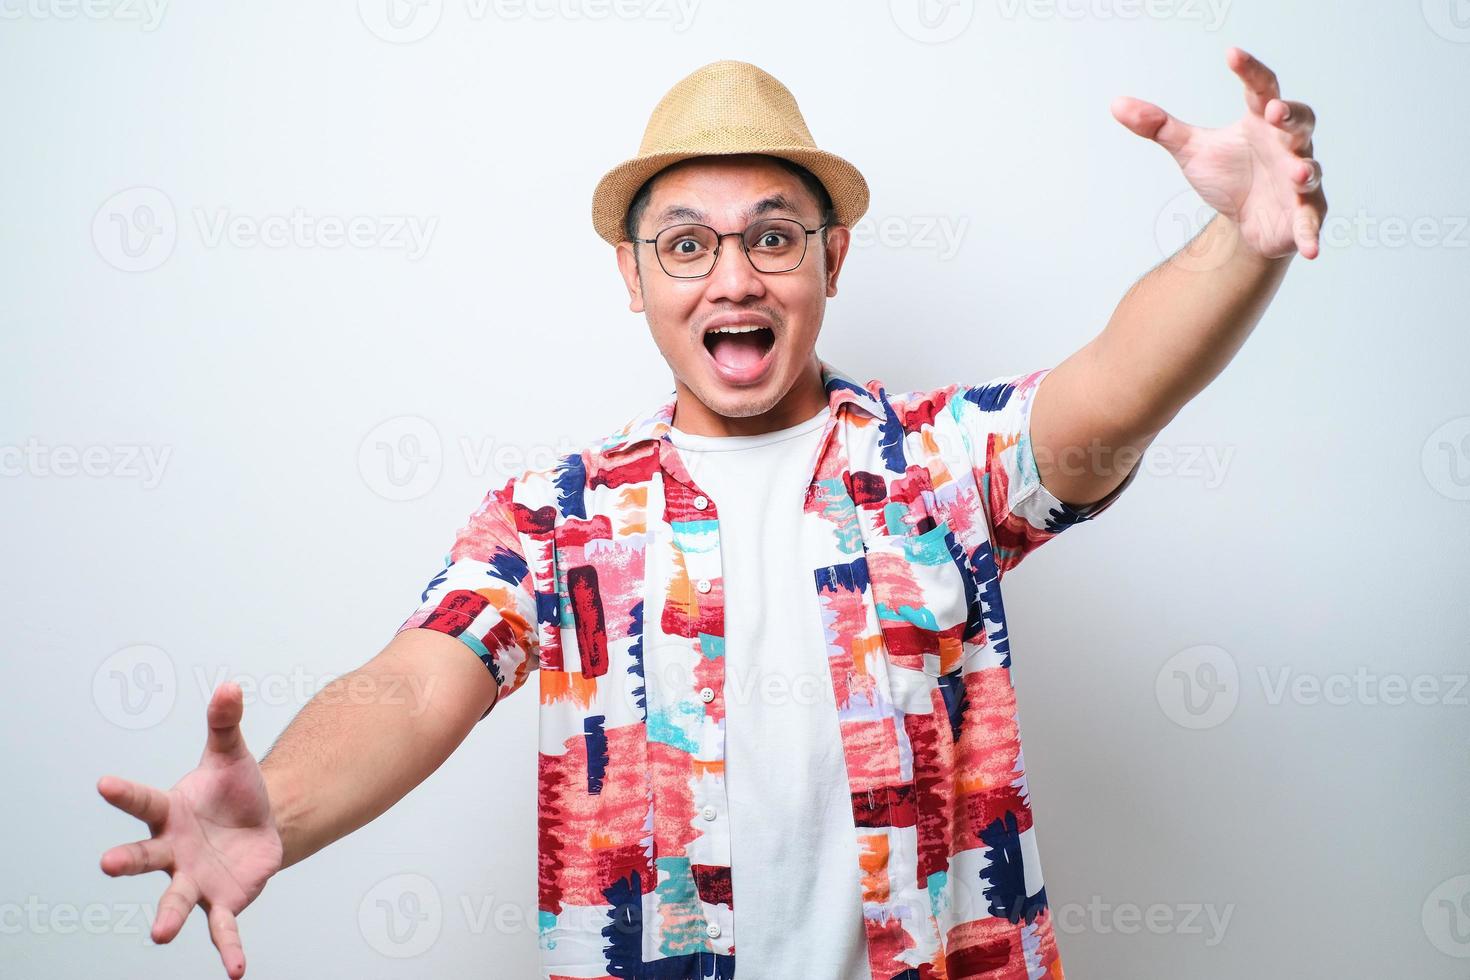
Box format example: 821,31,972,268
703,325,776,374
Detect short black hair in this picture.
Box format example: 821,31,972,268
623,154,835,246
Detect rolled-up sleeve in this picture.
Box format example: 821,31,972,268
397,474,540,720
950,366,1140,577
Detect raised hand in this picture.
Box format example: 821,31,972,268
97,682,283,979
1111,46,1328,260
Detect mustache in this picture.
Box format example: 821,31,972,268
695,306,784,336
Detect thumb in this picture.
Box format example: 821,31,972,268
203,680,248,762
1110,96,1193,157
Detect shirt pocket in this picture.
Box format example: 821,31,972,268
865,486,974,679
545,537,595,676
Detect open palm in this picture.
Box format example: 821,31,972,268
98,682,282,979
1112,46,1328,260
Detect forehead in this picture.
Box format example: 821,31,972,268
642,156,820,228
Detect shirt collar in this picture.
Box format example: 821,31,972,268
596,357,887,457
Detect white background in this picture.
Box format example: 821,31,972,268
5,0,1469,977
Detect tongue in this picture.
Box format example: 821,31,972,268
709,332,768,371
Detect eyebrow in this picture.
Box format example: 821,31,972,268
651,193,808,229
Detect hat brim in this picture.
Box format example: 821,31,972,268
591,147,869,247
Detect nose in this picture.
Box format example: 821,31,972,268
701,233,766,304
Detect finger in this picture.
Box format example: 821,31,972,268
1109,96,1194,156
1226,46,1281,116
100,836,174,877
1266,98,1316,152
97,775,169,831
152,872,201,944
1292,158,1323,194
206,904,247,979
204,681,248,763
1294,202,1323,260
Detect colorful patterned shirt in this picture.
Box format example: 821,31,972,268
397,358,1138,979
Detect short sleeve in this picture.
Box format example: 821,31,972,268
950,366,1140,577
397,474,540,721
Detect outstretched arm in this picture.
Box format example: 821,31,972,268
260,627,497,870
97,627,495,978
1033,46,1328,508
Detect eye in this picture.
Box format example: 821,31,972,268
667,235,712,255
745,218,802,251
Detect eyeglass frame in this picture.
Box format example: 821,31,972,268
632,216,832,279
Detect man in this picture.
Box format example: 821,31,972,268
97,54,1324,979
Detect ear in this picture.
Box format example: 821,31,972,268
820,224,852,298
615,241,646,313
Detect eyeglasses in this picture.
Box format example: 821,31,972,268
634,217,830,279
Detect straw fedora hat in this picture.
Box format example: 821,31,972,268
590,59,869,247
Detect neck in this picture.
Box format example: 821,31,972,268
670,355,827,438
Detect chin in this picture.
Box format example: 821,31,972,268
698,389,770,420
693,373,785,419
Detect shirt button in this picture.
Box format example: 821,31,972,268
696,578,712,593
699,686,715,703
706,923,721,939
693,495,708,510
701,805,716,820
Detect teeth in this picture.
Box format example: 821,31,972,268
708,325,768,335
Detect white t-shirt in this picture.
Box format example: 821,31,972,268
666,405,869,979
